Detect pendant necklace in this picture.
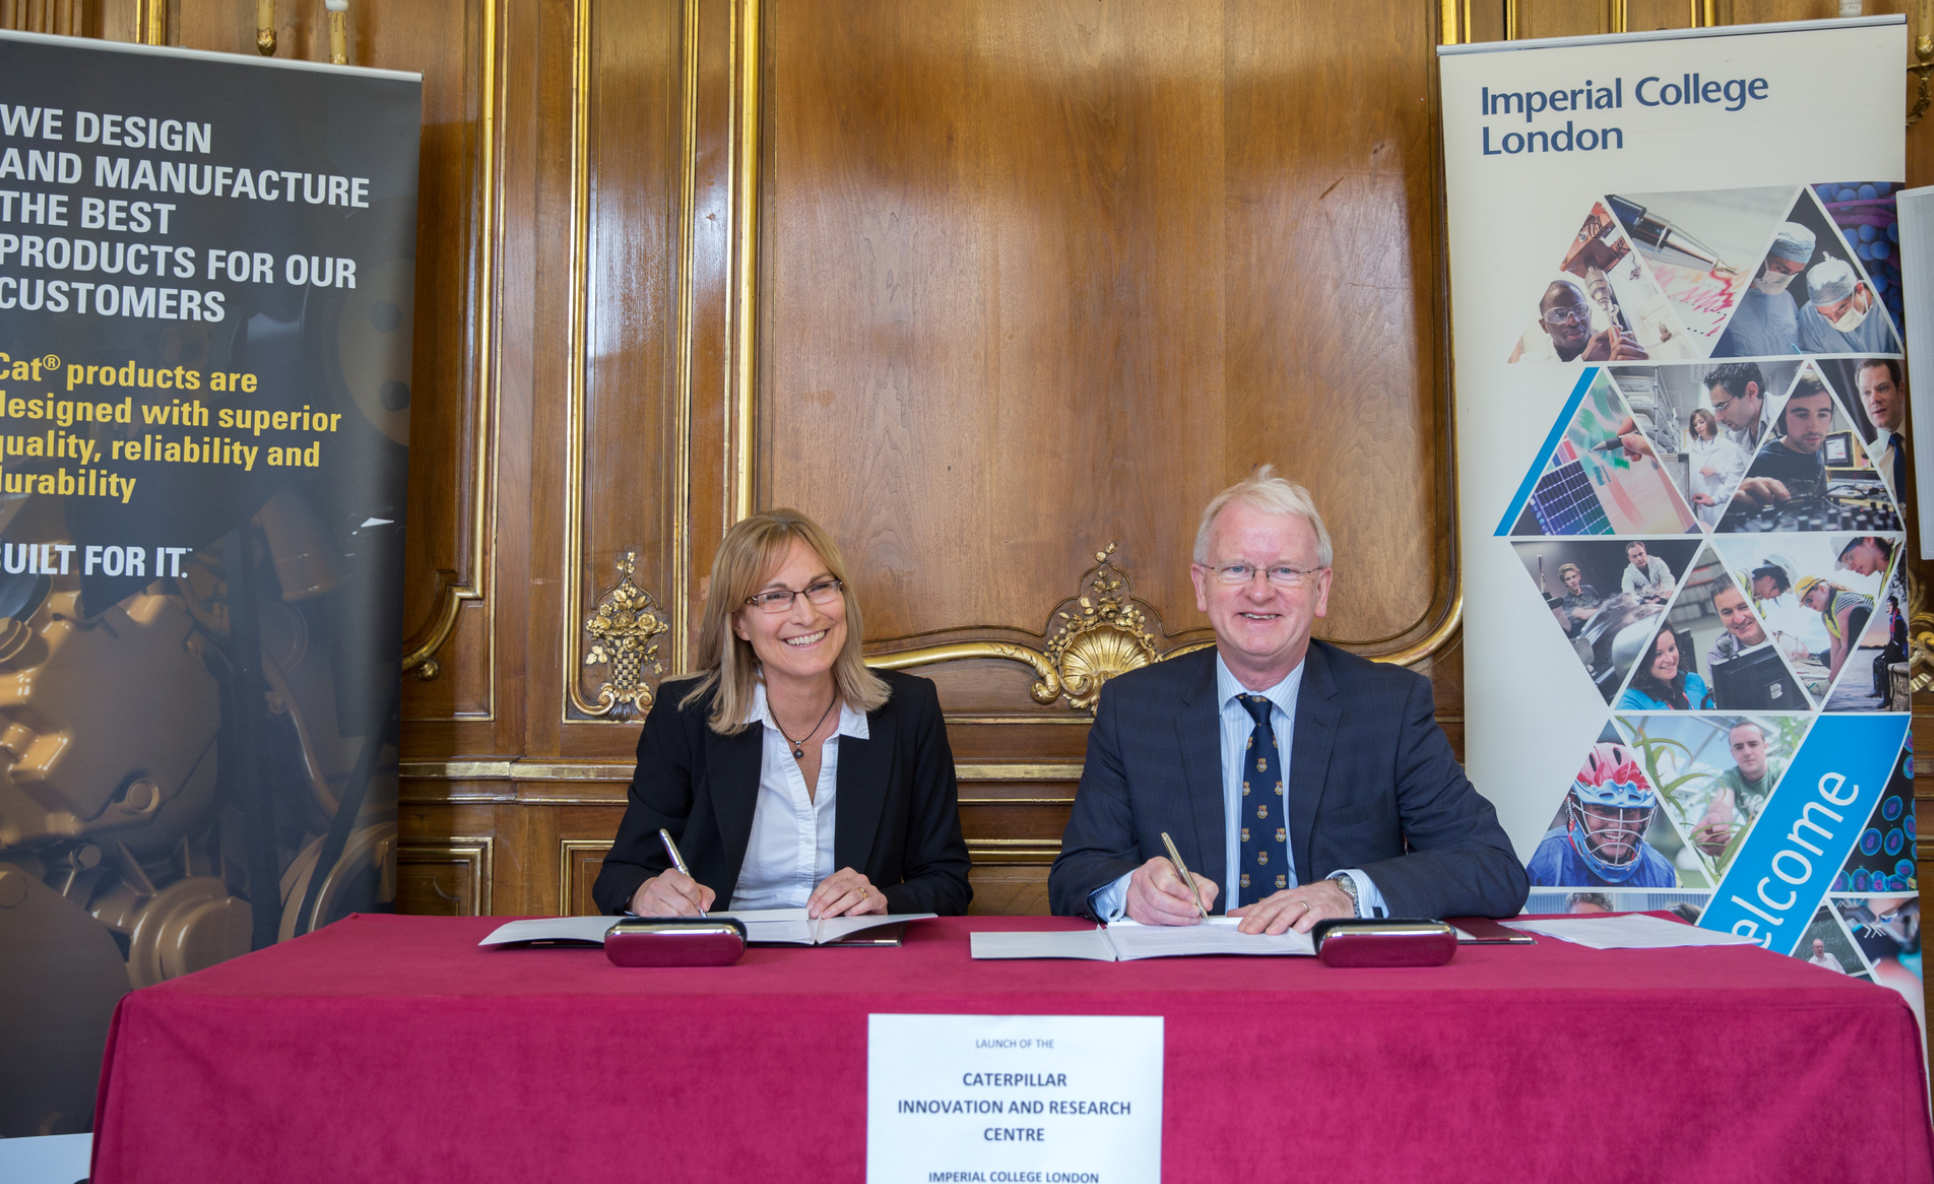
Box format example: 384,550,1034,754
779,695,839,759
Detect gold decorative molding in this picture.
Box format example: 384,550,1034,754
1043,544,1161,710
403,0,501,684
561,0,597,713
869,642,1062,704
327,5,347,66
870,542,1166,711
1911,18,1934,129
132,0,165,43
399,758,1079,784
580,552,671,717
398,838,493,915
732,0,761,523
1372,586,1464,670
869,540,1459,710
1905,564,1931,695
956,763,1082,782
559,838,613,914
672,0,701,672
403,759,628,781
967,838,1062,864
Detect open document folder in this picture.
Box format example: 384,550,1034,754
972,917,1316,961
480,909,935,948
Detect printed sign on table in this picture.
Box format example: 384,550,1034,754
868,1014,1163,1184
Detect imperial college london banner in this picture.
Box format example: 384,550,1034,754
0,33,418,1136
1441,16,1921,1017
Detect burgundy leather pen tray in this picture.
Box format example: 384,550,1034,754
604,917,748,967
1310,919,1457,968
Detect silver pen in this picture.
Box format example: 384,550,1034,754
658,827,707,916
1159,831,1209,920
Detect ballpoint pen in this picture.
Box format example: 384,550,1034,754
1159,831,1209,920
658,827,708,917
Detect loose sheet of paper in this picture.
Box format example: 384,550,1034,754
1503,914,1761,950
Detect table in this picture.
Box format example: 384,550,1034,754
90,914,1934,1183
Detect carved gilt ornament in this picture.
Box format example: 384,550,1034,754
582,552,670,717
1042,544,1163,709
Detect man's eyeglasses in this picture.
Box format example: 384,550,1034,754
1205,563,1326,589
744,577,844,614
1541,307,1588,328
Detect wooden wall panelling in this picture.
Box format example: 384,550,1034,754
760,1,1455,664
0,0,86,34
396,836,495,916
548,0,683,749
684,0,754,631
549,0,755,762
756,0,1462,911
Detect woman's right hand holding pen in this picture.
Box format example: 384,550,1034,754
628,870,716,916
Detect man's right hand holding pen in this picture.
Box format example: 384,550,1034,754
1124,855,1218,925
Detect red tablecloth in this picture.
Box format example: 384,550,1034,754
90,913,1933,1183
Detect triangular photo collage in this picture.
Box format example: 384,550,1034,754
1499,182,1912,979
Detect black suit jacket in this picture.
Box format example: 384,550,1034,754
1048,643,1527,920
592,669,972,916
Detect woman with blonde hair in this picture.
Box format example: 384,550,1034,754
593,509,971,917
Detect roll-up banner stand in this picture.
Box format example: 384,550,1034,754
1442,18,1919,1022
0,32,419,1141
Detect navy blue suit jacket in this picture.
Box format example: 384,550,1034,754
1048,643,1527,920
592,669,972,916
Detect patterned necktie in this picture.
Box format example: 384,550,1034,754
1237,694,1287,907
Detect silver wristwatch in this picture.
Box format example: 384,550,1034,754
1328,873,1361,918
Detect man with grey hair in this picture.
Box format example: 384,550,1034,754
1715,222,1814,358
1798,256,1894,354
1049,467,1528,932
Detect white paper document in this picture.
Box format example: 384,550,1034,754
1502,914,1762,951
972,917,1314,961
478,910,934,948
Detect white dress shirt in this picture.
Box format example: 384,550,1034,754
728,683,870,911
